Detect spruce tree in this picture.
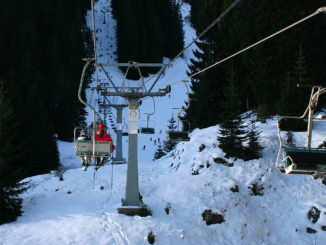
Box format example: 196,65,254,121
0,80,29,224
218,65,246,159
163,115,178,153
153,143,166,160
243,121,263,160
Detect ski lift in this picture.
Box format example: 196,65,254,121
74,59,113,161
74,127,113,158
276,86,326,179
167,81,191,142
140,98,156,134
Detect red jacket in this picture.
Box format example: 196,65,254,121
95,130,116,150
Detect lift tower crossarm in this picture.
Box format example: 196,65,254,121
99,62,165,67
101,89,170,100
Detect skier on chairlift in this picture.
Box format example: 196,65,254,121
95,123,116,169
77,130,92,171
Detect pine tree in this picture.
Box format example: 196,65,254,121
163,115,178,153
243,121,263,160
153,143,166,160
218,65,246,159
0,80,29,224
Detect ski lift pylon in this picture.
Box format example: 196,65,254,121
276,86,326,178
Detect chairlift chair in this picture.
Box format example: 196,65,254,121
74,127,113,158
276,86,326,178
167,120,190,142
167,81,191,142
140,99,156,134
140,117,155,134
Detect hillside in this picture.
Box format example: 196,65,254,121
1,114,326,244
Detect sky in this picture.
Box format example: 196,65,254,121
1,1,326,245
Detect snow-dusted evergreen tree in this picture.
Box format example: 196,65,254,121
0,80,29,224
163,115,178,153
243,121,263,160
153,143,166,160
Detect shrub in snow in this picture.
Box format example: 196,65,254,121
206,161,210,168
213,157,233,167
249,182,264,196
137,205,152,217
202,210,225,225
165,202,171,215
307,206,320,224
321,226,326,231
306,227,317,234
230,185,239,192
147,231,155,244
322,179,326,186
199,144,206,152
191,169,199,175
213,157,228,165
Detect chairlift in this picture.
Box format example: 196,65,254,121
75,59,113,162
140,98,155,134
167,81,191,142
74,127,113,158
276,86,326,179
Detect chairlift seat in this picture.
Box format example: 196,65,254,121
167,130,190,142
75,140,112,157
140,127,155,134
282,147,326,175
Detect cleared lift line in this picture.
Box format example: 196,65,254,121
146,0,242,90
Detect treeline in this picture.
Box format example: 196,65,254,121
0,0,92,178
185,0,326,130
111,0,184,77
1,0,92,224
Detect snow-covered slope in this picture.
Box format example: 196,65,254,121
1,114,326,245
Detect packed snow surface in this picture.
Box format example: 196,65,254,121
1,1,326,245
1,115,326,245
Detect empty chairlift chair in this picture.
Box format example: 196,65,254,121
140,100,156,134
167,119,190,142
167,81,191,142
276,86,326,178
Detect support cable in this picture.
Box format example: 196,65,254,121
169,7,326,87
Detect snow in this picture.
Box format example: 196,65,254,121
1,1,326,245
1,113,326,244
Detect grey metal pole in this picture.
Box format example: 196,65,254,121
123,99,141,206
114,107,124,163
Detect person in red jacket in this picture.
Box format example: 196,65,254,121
95,123,115,169
95,123,114,143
